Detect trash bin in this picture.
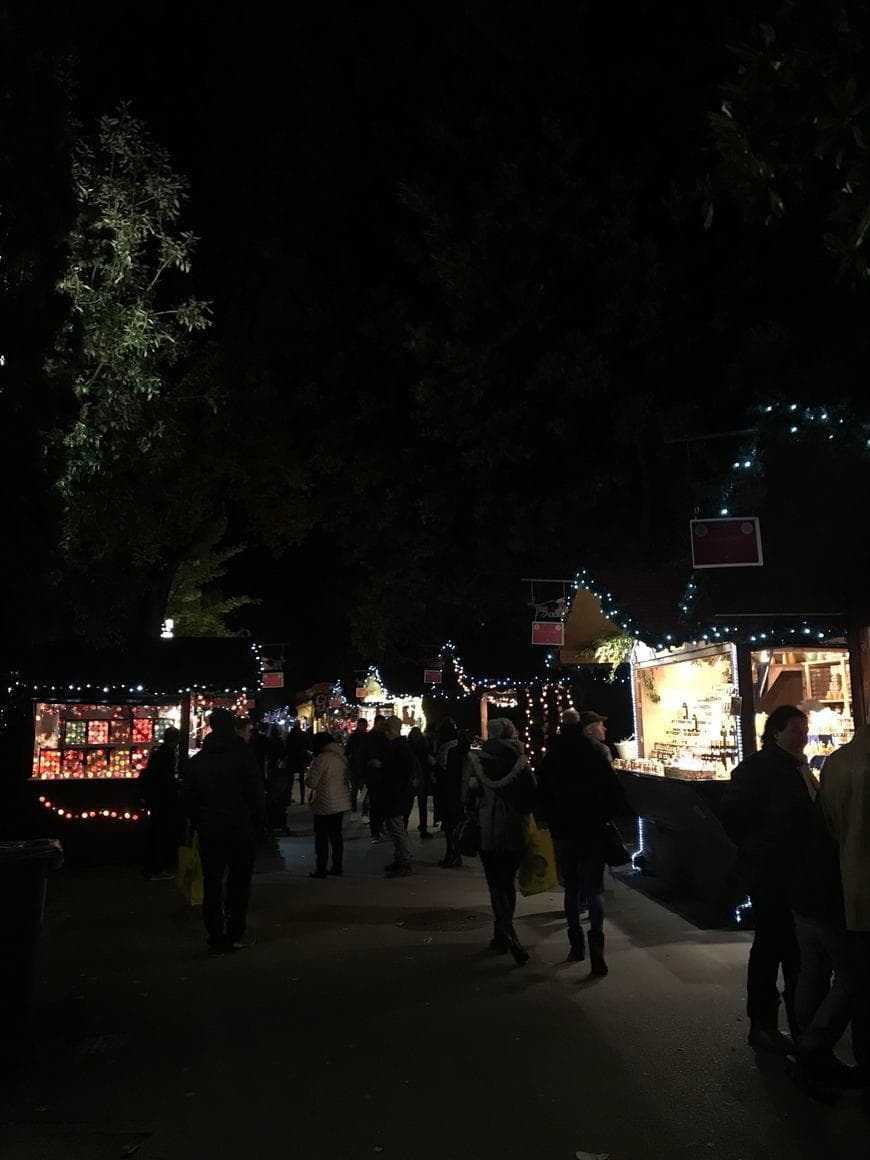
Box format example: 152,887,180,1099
0,839,63,1033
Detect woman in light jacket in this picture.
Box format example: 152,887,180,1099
464,718,536,964
305,733,352,878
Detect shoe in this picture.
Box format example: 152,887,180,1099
420,831,434,841
567,929,586,962
489,934,510,955
588,930,608,976
371,835,383,844
208,940,234,956
230,934,256,950
146,871,174,881
327,868,343,876
308,871,328,879
504,930,529,966
386,865,412,878
748,1025,793,1054
384,861,398,873
788,1052,863,1089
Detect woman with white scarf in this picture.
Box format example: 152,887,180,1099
464,718,537,964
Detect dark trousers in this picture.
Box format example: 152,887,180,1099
747,891,800,1033
845,932,870,1073
199,832,256,948
555,838,605,936
369,802,384,839
480,850,524,937
443,824,459,862
143,805,173,876
313,812,344,874
417,792,429,832
793,912,851,1061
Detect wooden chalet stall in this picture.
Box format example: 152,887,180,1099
8,639,261,859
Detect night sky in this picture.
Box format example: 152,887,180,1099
8,2,869,690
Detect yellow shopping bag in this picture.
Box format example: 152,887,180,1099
176,829,204,906
518,816,558,897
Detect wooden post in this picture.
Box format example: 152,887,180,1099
847,626,869,728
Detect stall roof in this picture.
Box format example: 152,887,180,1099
10,638,261,696
568,567,693,648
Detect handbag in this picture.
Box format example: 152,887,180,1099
456,806,481,858
176,826,204,906
603,821,631,868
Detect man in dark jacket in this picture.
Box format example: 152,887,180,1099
363,715,389,841
345,718,369,813
378,717,415,876
720,705,814,1053
139,725,181,880
537,709,627,974
184,709,266,954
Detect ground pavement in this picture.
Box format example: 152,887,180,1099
2,807,868,1160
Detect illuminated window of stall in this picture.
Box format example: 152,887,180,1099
31,702,183,780
751,648,853,765
631,645,740,781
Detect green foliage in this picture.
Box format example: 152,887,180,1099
592,632,635,681
166,525,257,637
54,103,210,496
711,4,870,279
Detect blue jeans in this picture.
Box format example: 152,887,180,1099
555,838,605,935
793,912,851,1060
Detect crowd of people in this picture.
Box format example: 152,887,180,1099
139,706,629,971
721,705,870,1091
137,698,870,1093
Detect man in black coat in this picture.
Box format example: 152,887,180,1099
184,709,266,954
378,717,415,876
139,725,181,880
720,705,815,1054
537,709,628,975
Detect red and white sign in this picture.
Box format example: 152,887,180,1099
691,517,763,568
532,621,565,646
424,669,443,684
262,672,284,689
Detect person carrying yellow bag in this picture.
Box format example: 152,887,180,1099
463,718,537,965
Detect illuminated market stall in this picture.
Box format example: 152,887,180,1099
562,567,867,916
354,667,426,734
13,639,261,839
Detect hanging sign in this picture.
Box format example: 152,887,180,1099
532,621,565,646
354,686,368,699
691,517,763,568
424,669,443,684
262,672,284,689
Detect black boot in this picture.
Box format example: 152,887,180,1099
504,926,530,966
567,928,586,962
588,929,608,976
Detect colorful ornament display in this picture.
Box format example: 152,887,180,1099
109,719,132,744
87,720,110,745
39,750,61,778
132,718,153,744
61,749,85,777
64,719,87,745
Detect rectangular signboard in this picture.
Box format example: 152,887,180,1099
262,672,284,688
532,621,565,646
690,517,763,568
424,669,443,684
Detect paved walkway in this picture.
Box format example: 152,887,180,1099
2,810,868,1159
